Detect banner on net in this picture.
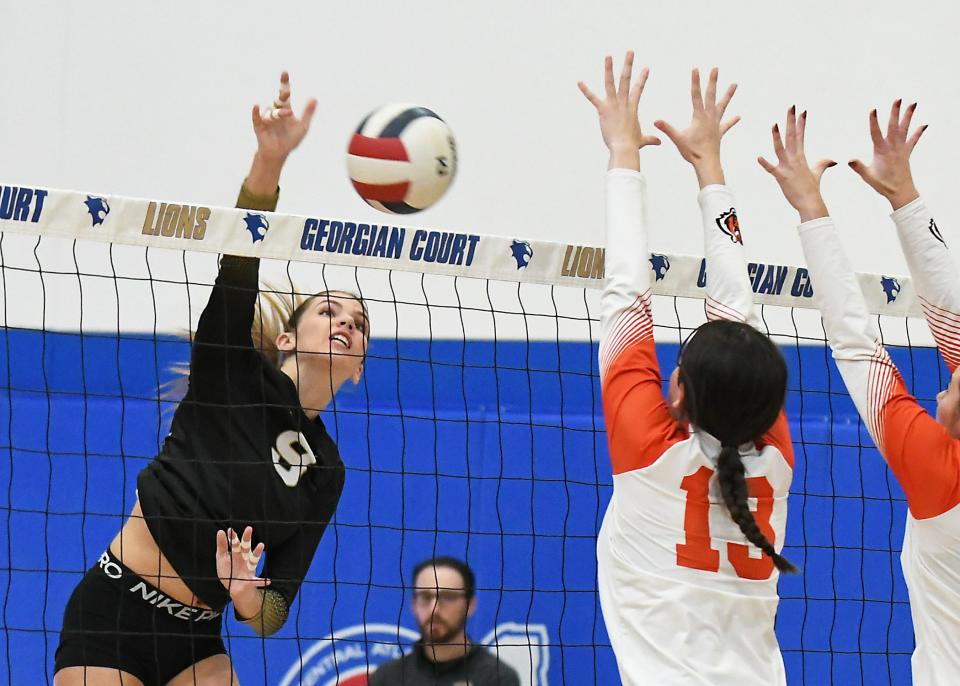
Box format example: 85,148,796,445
0,182,922,318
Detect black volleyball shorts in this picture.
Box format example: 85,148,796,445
54,548,226,686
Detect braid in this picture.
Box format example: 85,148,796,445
716,445,797,574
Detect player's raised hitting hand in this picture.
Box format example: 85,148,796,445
251,71,318,165
758,107,836,222
578,52,661,169
848,100,927,210
654,68,739,184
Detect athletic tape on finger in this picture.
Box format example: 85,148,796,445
243,549,262,571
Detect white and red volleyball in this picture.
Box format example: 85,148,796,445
347,104,457,214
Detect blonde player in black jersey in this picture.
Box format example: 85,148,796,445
54,73,369,686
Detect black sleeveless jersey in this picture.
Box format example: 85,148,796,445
137,190,345,611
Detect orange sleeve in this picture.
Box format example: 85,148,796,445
755,409,794,468
881,379,960,519
602,336,687,475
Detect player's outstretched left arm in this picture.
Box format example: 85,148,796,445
656,69,759,327
579,51,660,380
849,101,960,372
578,51,660,368
579,53,683,474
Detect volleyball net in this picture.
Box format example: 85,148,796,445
0,183,943,684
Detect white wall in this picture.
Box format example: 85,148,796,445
0,0,956,342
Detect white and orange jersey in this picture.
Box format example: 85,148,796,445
798,201,960,685
597,170,793,686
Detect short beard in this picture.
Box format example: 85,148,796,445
420,615,467,647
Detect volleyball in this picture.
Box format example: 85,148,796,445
346,103,457,214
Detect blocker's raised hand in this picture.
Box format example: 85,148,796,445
758,107,836,222
848,100,926,210
654,68,740,168
578,51,661,165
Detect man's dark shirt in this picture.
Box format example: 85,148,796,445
369,640,521,686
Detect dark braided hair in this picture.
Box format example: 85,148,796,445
679,319,796,573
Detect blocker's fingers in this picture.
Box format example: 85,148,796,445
813,159,838,180
627,67,650,116
869,109,884,147
757,155,778,176
887,99,902,139
771,123,787,162
785,106,798,152
691,68,704,111
704,67,718,109
578,81,602,108
906,124,928,150
630,66,650,105
719,115,741,136
847,158,872,181
603,56,616,99
900,103,917,137
716,82,737,118
900,102,918,135
618,50,634,98
653,119,682,147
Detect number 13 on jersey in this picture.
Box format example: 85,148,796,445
676,466,777,580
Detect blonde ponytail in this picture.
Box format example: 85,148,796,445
162,282,306,402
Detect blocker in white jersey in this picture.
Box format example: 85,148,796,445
580,57,795,685
761,101,960,685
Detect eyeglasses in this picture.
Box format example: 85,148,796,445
412,590,468,606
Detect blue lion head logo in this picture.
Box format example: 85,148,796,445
649,253,670,281
880,276,901,304
510,240,533,269
84,196,110,227
243,212,270,243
